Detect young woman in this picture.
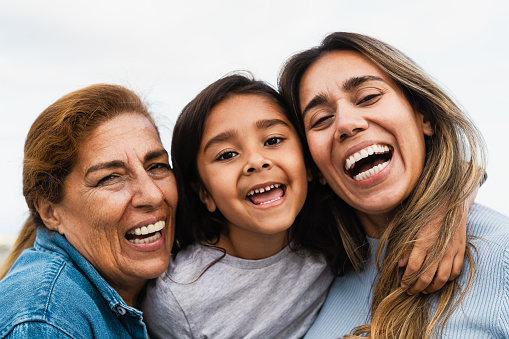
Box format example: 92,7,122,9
279,32,508,338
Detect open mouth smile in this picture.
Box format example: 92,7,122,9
246,183,286,205
125,220,165,244
344,144,393,181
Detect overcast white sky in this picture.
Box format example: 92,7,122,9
1,0,508,240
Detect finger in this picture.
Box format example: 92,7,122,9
423,254,454,294
406,261,438,295
450,246,465,281
398,246,411,268
450,206,467,280
400,245,427,290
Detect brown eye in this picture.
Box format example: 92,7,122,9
265,137,284,146
217,151,238,161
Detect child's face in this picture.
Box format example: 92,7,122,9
196,94,308,239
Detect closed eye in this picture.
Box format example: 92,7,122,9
310,115,334,129
97,173,121,186
357,93,382,106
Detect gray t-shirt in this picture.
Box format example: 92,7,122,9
141,242,333,339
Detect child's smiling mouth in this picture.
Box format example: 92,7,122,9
246,184,286,205
344,144,393,181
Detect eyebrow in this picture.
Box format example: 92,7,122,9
255,118,290,130
144,149,169,163
85,148,168,176
203,130,236,152
202,118,290,152
301,75,385,118
343,75,384,91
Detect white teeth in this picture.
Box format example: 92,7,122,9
127,220,165,235
259,196,282,205
128,231,162,244
345,144,391,171
247,184,280,197
353,160,390,181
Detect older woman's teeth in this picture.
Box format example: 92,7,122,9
345,144,390,171
129,232,162,244
353,160,390,181
247,184,281,197
127,220,165,237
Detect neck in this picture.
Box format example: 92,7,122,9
110,280,145,308
215,229,289,260
355,210,390,239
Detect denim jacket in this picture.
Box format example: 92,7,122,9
0,227,149,338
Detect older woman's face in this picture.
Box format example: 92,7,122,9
51,113,176,293
299,51,432,222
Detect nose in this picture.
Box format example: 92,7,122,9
333,103,368,141
243,149,272,175
131,171,164,209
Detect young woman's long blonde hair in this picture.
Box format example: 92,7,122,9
279,32,486,338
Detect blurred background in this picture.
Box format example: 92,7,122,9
1,0,508,264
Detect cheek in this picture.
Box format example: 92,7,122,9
306,132,331,168
83,192,130,232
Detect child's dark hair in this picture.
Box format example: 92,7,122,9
171,72,347,275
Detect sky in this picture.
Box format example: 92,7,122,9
1,0,508,241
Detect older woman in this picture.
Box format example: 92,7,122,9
279,32,509,338
0,84,177,338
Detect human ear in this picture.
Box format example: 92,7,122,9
197,185,217,212
419,113,434,137
35,198,64,234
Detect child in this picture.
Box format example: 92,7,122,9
141,73,469,338
141,73,339,338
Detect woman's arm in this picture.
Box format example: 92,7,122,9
399,185,478,295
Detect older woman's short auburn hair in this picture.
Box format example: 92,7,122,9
0,84,156,279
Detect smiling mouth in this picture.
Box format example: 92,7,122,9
125,220,165,244
344,144,393,181
246,184,286,205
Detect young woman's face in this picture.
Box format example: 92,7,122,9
50,113,177,296
299,51,432,225
196,94,308,241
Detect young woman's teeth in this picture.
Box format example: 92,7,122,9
127,220,165,244
247,184,281,197
345,144,390,171
353,160,390,181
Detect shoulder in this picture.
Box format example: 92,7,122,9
467,204,509,259
165,242,225,282
3,322,74,339
451,204,509,335
467,203,509,239
0,247,119,338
